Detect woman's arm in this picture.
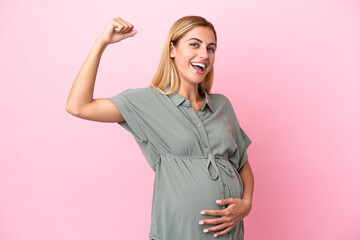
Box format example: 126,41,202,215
65,37,108,115
239,160,254,204
65,17,137,123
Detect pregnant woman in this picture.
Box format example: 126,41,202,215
66,16,254,240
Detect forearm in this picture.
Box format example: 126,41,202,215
238,160,254,202
66,37,108,114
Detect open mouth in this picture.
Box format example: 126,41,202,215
191,62,206,73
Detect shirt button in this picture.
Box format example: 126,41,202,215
197,123,202,128
204,144,208,148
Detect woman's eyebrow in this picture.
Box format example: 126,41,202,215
187,37,217,47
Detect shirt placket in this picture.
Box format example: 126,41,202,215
182,99,211,154
182,100,230,208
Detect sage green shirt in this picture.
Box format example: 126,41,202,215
109,85,252,240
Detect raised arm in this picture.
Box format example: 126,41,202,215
65,17,137,123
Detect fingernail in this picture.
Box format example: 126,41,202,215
203,229,208,233
213,234,218,237
199,220,204,225
201,210,205,215
216,200,221,204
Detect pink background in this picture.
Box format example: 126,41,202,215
1,0,359,239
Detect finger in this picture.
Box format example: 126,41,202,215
117,21,130,33
114,19,128,32
113,23,124,33
202,222,231,234
199,216,225,225
126,24,134,33
213,225,234,237
121,22,131,33
112,18,134,33
216,198,234,205
122,19,134,32
123,29,137,38
122,19,133,27
201,209,226,216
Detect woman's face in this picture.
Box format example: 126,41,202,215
170,26,216,87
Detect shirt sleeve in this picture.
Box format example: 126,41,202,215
225,96,252,172
238,126,252,170
108,88,149,143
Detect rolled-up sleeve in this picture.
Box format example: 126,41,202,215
225,96,252,172
237,126,252,171
109,88,148,143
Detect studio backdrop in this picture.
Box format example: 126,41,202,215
1,0,359,239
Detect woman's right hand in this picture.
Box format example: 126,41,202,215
98,17,137,45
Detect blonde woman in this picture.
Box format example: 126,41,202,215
66,16,254,240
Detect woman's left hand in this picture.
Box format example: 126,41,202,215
199,198,252,237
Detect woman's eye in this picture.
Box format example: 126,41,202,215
208,47,215,52
190,43,198,47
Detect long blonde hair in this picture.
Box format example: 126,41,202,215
151,16,217,96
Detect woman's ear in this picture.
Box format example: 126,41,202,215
170,42,175,59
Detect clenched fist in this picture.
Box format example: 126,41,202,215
98,17,137,45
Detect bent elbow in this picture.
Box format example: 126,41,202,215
65,104,80,116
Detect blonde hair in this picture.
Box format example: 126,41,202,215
151,16,217,96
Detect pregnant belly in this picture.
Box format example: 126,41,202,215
152,153,243,239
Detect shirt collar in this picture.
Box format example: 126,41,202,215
164,86,214,112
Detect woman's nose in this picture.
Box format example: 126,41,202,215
198,46,209,59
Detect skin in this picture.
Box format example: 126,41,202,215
65,17,136,122
170,26,216,112
171,26,254,238
66,18,254,238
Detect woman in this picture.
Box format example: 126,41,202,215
66,16,254,240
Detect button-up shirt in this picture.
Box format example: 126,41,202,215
109,85,252,240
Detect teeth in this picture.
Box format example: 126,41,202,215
191,63,206,69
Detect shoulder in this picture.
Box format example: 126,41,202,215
112,86,154,102
207,92,232,111
119,86,153,97
208,91,230,103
